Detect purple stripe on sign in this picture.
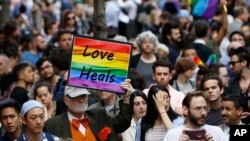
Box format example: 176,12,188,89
202,0,219,19
68,78,125,93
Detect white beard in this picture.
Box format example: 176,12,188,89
68,104,88,113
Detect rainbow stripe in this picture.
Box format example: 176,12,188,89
193,56,204,66
206,54,217,65
189,0,219,19
68,36,132,94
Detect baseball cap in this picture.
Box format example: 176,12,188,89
21,100,44,116
64,86,90,98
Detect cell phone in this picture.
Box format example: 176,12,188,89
184,129,206,140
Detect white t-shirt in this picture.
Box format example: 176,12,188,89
163,125,227,141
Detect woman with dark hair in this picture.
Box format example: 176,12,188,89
136,85,183,141
122,90,147,141
59,10,81,35
33,81,57,120
128,68,147,91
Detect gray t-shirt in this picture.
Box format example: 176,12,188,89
136,59,154,87
206,108,223,126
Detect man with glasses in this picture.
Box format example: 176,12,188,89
35,58,59,94
163,91,226,141
228,47,250,96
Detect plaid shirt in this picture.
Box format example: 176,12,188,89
53,76,66,102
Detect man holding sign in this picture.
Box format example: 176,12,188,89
44,79,133,141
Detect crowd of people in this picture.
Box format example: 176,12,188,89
1,0,250,141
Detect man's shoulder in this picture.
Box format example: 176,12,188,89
87,102,102,110
46,113,67,124
192,42,212,50
164,126,183,141
43,132,60,141
168,85,185,96
204,124,224,132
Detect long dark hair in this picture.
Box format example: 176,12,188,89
129,90,148,108
141,85,179,141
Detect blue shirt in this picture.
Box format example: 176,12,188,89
53,71,67,102
17,132,60,141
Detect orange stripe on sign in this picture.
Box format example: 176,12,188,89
74,37,131,53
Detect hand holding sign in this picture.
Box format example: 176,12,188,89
68,36,132,94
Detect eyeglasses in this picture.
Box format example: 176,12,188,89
229,60,241,66
67,16,75,21
189,107,208,113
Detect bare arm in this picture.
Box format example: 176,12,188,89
153,91,173,129
215,0,228,45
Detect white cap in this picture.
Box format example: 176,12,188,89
21,100,44,116
64,86,90,97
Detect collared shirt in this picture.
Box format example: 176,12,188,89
17,132,60,141
194,39,206,45
221,121,244,141
167,85,185,114
122,116,137,141
87,95,121,117
67,112,86,135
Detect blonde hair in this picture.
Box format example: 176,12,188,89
156,43,169,54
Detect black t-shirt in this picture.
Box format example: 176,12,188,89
10,86,29,106
0,72,16,95
0,133,13,141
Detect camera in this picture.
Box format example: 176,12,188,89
184,129,206,140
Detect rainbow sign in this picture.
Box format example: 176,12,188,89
189,0,219,19
68,36,132,94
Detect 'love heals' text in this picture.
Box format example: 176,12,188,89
82,45,114,60
79,45,115,83
79,66,115,83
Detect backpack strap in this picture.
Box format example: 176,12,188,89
0,82,16,100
